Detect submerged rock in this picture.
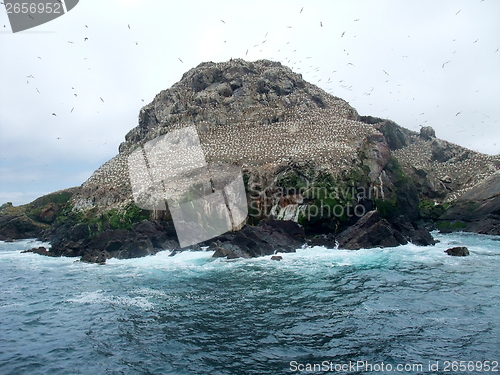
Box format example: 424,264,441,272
21,246,50,256
445,246,470,256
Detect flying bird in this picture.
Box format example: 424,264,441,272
221,19,225,24
68,41,73,44
341,31,345,37
442,60,451,68
245,49,248,55
473,39,478,43
383,70,389,75
455,9,461,15
320,22,323,27
71,107,74,112
85,25,88,28
28,14,34,20
52,113,57,116
300,7,303,13
456,112,461,116
178,58,183,63
100,97,104,102
84,37,88,41
36,88,40,93
128,24,130,29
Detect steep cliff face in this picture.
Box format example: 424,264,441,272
438,171,500,234
70,59,370,215
68,60,499,227
2,59,499,259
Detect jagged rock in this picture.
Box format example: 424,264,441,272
80,250,110,264
336,210,407,250
210,218,304,259
46,219,180,263
271,255,283,261
391,218,436,246
419,126,436,140
308,233,337,248
360,134,390,182
445,246,469,256
440,171,500,235
377,120,408,150
21,246,50,256
431,139,454,162
0,213,45,241
410,229,436,246
0,189,77,241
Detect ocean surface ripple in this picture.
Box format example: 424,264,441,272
1,232,499,374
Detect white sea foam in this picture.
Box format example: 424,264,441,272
1,232,498,278
67,290,154,310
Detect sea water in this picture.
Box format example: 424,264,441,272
0,232,499,374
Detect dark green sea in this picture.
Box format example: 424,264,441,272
1,232,499,374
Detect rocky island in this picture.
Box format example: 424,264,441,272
1,59,499,263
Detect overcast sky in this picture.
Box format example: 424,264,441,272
1,0,499,206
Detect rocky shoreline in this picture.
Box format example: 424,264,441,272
2,59,499,263
16,211,437,264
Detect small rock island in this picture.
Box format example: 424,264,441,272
1,59,499,262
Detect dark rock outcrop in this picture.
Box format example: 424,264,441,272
377,120,408,150
431,139,454,163
336,210,407,250
419,126,436,140
336,210,435,250
210,218,304,259
391,217,436,246
445,246,469,256
46,220,180,263
439,171,500,235
307,233,337,248
21,246,50,256
0,189,77,241
0,209,45,240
